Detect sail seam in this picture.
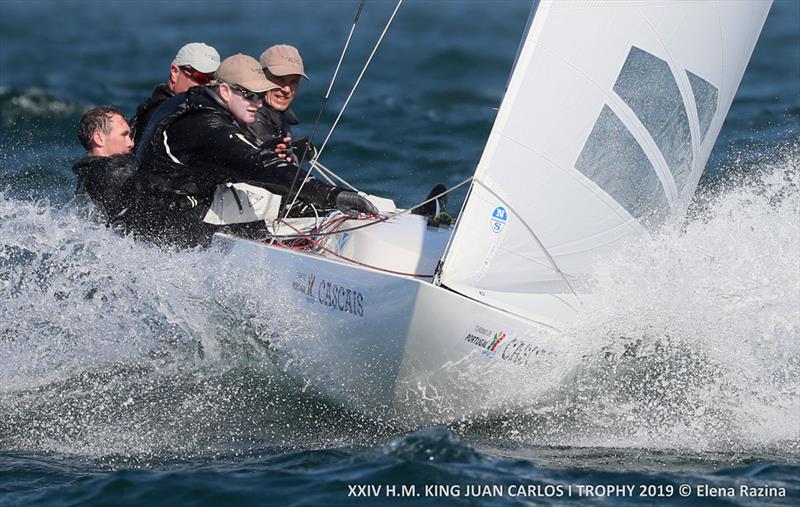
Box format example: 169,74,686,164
604,98,679,207
636,6,701,204
493,131,648,233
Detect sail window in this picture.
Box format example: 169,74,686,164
613,46,693,193
574,105,670,225
687,70,719,144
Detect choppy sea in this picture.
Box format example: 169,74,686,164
1,1,798,506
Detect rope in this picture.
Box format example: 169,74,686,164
284,0,404,218
263,175,472,241
271,216,434,278
316,0,403,159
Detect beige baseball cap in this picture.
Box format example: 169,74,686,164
172,42,221,73
216,54,279,92
259,45,308,79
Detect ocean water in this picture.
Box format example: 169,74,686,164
1,1,798,506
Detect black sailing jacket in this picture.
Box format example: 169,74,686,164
129,83,173,146
248,105,299,144
135,86,336,207
71,153,137,222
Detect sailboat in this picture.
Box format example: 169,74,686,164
212,0,772,422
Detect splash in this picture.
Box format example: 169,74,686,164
0,196,396,459
1,147,798,459
471,148,799,454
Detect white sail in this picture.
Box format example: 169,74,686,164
439,0,772,325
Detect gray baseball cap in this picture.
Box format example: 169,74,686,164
172,42,221,73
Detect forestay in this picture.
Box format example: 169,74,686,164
439,0,772,326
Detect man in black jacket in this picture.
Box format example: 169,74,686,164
130,42,220,145
250,45,310,159
72,106,136,227
133,54,376,248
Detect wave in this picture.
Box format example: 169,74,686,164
460,144,799,454
0,197,399,458
0,144,798,458
0,88,82,127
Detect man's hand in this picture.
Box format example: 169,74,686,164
335,191,379,217
274,136,293,160
290,137,317,164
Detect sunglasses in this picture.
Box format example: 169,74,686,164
229,85,266,102
180,65,214,85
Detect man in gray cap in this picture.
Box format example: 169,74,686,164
250,45,308,153
130,42,220,145
131,54,376,247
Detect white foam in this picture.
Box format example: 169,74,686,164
1,147,797,455
501,147,800,452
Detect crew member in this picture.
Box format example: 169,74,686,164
130,42,221,145
133,54,376,248
72,105,136,227
250,45,310,160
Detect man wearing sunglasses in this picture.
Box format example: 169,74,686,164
130,54,377,247
130,42,220,146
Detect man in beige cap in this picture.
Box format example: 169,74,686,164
250,45,308,149
130,42,221,145
131,54,376,247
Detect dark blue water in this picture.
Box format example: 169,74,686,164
1,1,798,506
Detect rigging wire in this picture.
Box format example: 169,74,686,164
283,0,367,207
315,0,403,161
309,159,356,189
283,0,404,220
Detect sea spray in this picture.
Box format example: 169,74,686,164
473,151,800,453
0,196,396,458
1,150,797,458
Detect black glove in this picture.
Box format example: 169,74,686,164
290,137,317,163
258,136,284,153
335,191,379,217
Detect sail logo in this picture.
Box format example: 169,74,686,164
490,206,507,233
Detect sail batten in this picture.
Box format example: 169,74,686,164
440,0,772,325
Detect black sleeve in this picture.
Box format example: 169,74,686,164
129,103,148,147
168,112,336,206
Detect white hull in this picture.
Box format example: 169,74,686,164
212,216,565,423
208,0,772,423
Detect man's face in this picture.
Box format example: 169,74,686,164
169,64,214,94
95,114,133,156
222,84,264,125
266,74,301,112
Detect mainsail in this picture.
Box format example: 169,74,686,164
439,0,772,325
